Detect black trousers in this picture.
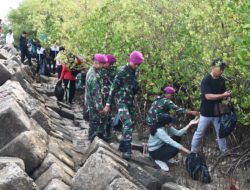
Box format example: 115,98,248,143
36,59,42,74
149,136,181,163
63,79,76,103
50,59,56,74
21,49,32,66
57,65,62,79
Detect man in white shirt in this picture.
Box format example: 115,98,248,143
6,29,14,45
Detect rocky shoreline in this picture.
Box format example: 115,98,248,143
0,44,184,190
1,44,249,190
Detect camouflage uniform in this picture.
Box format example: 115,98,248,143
85,66,105,140
100,66,117,104
146,95,187,127
99,66,117,138
106,64,139,142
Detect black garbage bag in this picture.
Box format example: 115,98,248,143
54,80,64,101
185,153,211,183
219,107,237,138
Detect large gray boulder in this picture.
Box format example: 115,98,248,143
10,55,22,65
0,131,48,173
72,141,147,190
6,60,20,69
32,153,75,180
0,49,8,60
0,157,25,171
35,163,72,189
162,182,190,190
2,44,18,55
128,162,161,190
48,138,75,169
0,63,11,85
0,99,35,149
30,107,53,133
72,152,139,190
0,80,40,115
44,179,70,190
109,177,141,190
11,72,45,102
0,163,39,190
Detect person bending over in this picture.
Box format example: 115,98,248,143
148,114,199,171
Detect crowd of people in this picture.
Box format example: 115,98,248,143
84,51,232,168
1,26,232,172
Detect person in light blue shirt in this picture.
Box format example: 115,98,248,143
148,114,199,168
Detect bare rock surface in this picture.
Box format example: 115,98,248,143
0,163,39,190
0,130,48,173
0,156,25,171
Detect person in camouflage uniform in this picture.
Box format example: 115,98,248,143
99,54,118,140
147,86,199,128
103,51,144,160
85,54,108,141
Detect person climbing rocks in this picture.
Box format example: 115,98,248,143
85,54,108,141
103,51,144,160
99,54,118,141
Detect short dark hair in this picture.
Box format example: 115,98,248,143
211,58,226,70
9,29,12,33
59,46,65,51
22,31,27,34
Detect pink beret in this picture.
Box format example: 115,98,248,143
164,86,176,94
129,51,144,65
106,54,116,64
94,54,108,64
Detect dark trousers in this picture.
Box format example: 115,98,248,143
50,59,56,74
21,49,32,66
63,79,76,103
36,59,42,74
57,65,62,79
149,136,181,163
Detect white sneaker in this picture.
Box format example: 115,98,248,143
155,160,169,172
168,158,179,164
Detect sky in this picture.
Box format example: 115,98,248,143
0,0,23,21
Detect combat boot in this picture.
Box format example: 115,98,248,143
122,141,132,161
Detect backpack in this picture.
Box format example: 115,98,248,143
185,153,211,183
54,80,64,101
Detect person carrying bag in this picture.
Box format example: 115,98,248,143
214,97,237,138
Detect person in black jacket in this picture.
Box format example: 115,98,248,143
19,31,32,66
49,43,59,74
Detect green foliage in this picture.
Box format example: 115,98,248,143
7,0,250,126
